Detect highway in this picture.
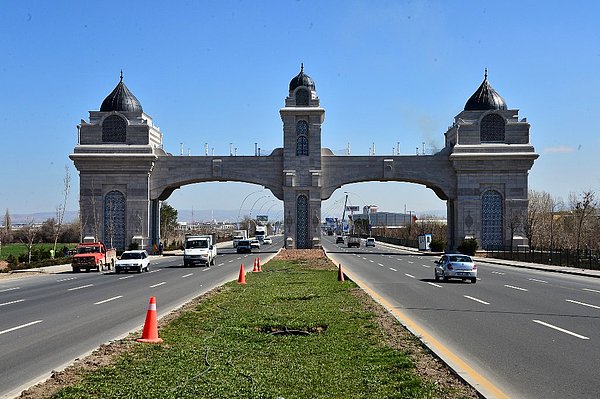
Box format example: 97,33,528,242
0,238,283,399
322,235,600,399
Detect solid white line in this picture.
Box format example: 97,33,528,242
532,320,589,340
528,278,548,284
566,299,600,309
0,287,20,293
0,299,25,307
422,264,431,268
389,267,398,272
94,296,123,305
181,273,193,278
0,320,43,336
464,295,490,305
150,282,166,288
68,284,94,291
582,288,600,294
427,282,443,288
405,273,414,278
119,275,134,280
504,284,528,292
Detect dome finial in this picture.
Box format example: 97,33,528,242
301,63,304,73
120,69,123,82
484,67,488,80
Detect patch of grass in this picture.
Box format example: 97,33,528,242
53,259,440,399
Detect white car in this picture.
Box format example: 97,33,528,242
365,237,376,247
115,250,150,273
434,254,477,283
263,236,272,245
250,239,261,249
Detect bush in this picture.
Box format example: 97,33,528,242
430,238,445,252
128,242,139,250
457,238,478,255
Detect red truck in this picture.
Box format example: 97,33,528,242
71,241,118,272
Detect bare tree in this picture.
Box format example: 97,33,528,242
53,166,71,253
20,219,38,264
568,190,596,256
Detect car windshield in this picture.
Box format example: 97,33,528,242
449,255,472,263
77,246,100,254
239,241,250,246
186,240,208,249
121,252,142,260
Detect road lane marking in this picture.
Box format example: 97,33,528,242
565,299,600,309
202,268,210,272
0,287,20,293
119,275,134,280
335,266,511,399
422,264,430,268
148,270,160,274
217,263,224,266
404,273,414,278
68,284,94,291
0,320,43,336
491,271,505,275
532,320,589,340
582,288,600,294
181,273,194,278
369,260,374,263
528,278,548,284
389,267,398,272
407,261,414,264
229,260,234,263
0,299,25,307
427,282,443,288
397,258,402,261
56,277,77,282
94,296,123,305
464,295,490,305
150,282,166,288
504,284,528,292
377,263,384,267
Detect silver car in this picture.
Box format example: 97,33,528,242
434,254,477,283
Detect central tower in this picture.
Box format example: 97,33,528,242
280,65,325,248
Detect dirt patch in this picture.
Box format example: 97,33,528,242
17,253,479,399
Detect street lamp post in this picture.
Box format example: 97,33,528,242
237,189,264,229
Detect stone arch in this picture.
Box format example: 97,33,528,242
104,190,126,250
102,114,127,143
481,190,504,249
480,113,505,143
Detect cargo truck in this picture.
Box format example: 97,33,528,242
183,234,217,267
71,240,117,272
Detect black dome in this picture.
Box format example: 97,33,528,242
289,63,315,92
464,69,507,111
100,72,143,113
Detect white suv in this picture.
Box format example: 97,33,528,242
115,250,150,273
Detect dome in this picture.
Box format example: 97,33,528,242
289,63,315,92
464,69,507,111
100,71,143,113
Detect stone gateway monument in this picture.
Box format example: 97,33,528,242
71,67,537,251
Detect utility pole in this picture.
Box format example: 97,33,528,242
341,193,348,234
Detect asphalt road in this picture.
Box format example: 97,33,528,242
323,235,600,399
0,238,283,399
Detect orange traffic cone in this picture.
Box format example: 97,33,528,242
257,257,262,272
252,258,259,272
338,264,345,282
137,297,163,343
238,263,247,284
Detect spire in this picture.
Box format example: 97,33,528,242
464,69,507,111
100,73,143,113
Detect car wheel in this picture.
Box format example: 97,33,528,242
442,273,448,282
138,266,143,273
471,278,477,284
434,273,440,282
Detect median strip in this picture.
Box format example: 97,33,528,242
0,320,43,336
532,320,589,340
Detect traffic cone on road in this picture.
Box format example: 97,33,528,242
238,263,247,284
338,264,345,282
257,257,262,272
137,297,163,343
252,258,259,272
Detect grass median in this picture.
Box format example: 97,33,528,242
36,251,476,399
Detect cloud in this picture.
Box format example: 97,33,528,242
544,145,577,154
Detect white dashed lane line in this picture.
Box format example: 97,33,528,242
565,299,600,309
491,271,505,275
404,273,414,278
427,282,443,288
56,277,77,282
582,288,600,294
0,287,20,293
119,275,134,280
389,267,398,272
149,282,166,288
422,264,430,268
94,296,123,305
217,263,224,266
464,295,490,305
0,299,25,307
0,320,43,336
528,278,548,284
181,273,193,278
532,320,589,340
504,284,528,292
68,284,94,291
377,263,384,267
369,260,374,263
407,261,414,264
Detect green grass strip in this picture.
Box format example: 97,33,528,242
54,259,439,399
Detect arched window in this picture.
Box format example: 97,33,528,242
104,190,126,250
102,115,127,143
295,88,309,106
296,120,309,156
296,194,309,248
481,190,503,249
480,113,505,143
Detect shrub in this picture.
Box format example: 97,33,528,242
457,238,478,255
430,238,445,252
128,242,140,250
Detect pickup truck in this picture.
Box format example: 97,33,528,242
347,235,361,248
71,242,117,272
184,235,217,267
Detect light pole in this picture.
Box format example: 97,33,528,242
237,189,264,228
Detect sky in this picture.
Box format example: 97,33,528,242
1,1,600,222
